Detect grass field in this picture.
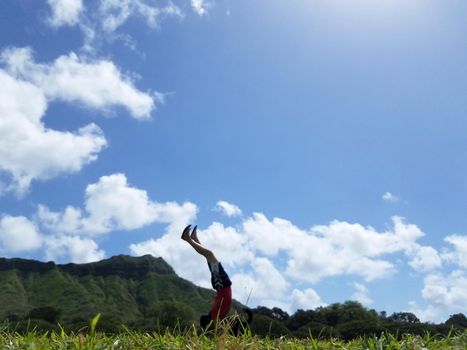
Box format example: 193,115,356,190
1,316,466,349
1,330,466,350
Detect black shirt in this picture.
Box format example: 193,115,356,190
208,261,232,290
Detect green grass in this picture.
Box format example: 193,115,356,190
0,320,465,350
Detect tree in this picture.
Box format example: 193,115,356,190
250,314,290,338
287,309,322,331
271,307,289,322
96,314,123,333
292,321,329,338
387,312,420,324
445,313,467,329
27,306,61,324
147,300,196,331
253,306,275,318
253,306,289,322
337,320,382,340
317,301,380,327
6,312,21,322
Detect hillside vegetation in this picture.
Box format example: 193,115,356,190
0,255,465,339
0,255,236,331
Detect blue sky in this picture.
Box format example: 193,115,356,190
0,0,466,323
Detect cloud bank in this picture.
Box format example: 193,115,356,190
2,47,156,119
38,173,197,235
129,205,453,315
214,200,242,217
47,0,84,27
0,46,162,194
0,68,106,194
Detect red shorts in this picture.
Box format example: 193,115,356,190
209,286,232,320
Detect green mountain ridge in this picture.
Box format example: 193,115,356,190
0,254,241,329
2,255,465,338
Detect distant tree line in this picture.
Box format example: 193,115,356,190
4,301,199,334
250,301,467,339
3,301,466,339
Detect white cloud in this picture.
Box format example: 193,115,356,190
252,257,289,301
294,216,442,280
442,234,467,268
130,209,443,313
242,213,301,257
231,257,289,309
82,173,163,233
67,0,184,52
38,173,198,235
0,46,162,193
131,213,436,288
0,68,107,194
199,222,253,267
291,288,325,311
47,0,184,36
99,0,183,33
408,302,441,323
417,271,467,321
45,235,105,263
47,0,84,27
241,215,426,282
382,192,399,203
351,282,373,306
215,200,242,217
0,209,103,265
312,216,424,257
0,215,43,253
2,47,156,119
191,0,209,16
408,245,442,272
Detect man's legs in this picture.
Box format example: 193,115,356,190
182,225,232,326
181,225,217,264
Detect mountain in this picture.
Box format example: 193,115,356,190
0,255,241,330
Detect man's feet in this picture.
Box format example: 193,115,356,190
190,225,200,244
181,225,191,241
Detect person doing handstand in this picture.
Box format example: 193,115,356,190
181,224,232,329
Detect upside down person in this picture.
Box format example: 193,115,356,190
181,224,232,329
